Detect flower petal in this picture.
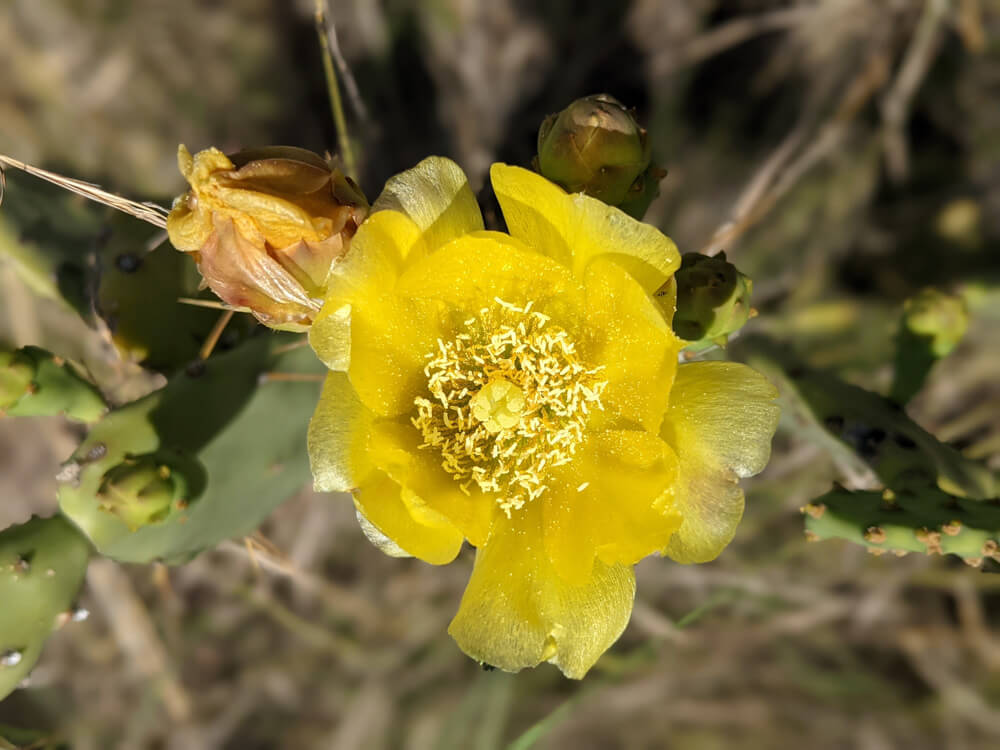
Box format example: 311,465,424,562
374,156,484,252
490,163,680,292
448,509,635,679
307,372,375,492
309,210,424,370
660,362,780,563
201,216,320,326
368,420,496,547
543,430,681,584
582,257,681,433
397,230,586,325
311,209,452,416
345,294,448,417
354,473,464,564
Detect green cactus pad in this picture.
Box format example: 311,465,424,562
804,486,1000,565
57,333,322,564
1,346,107,423
0,516,91,702
792,369,994,500
94,215,254,373
749,347,995,500
0,170,105,316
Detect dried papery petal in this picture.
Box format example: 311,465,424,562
167,145,368,330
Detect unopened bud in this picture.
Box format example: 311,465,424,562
670,252,753,346
0,350,35,410
97,455,188,530
167,145,369,330
537,94,661,213
902,288,968,358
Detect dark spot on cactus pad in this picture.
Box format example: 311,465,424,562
823,415,845,434
185,360,207,378
893,433,917,449
115,252,142,273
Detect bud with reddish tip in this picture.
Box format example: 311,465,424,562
536,94,663,217
167,145,369,330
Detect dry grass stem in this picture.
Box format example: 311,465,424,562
0,154,169,228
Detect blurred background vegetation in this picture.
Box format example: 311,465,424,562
1,0,999,748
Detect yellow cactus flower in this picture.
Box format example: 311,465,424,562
167,145,368,330
307,157,780,678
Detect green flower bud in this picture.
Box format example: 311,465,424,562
96,454,189,531
0,350,35,411
902,288,968,358
670,252,753,346
536,94,655,208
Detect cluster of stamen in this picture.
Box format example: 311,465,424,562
411,298,607,514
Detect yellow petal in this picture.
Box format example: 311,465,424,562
368,420,496,547
448,510,635,679
660,362,780,563
397,231,585,325
311,211,448,416
490,163,680,292
373,156,484,252
354,473,464,565
543,430,681,583
308,210,424,370
346,294,448,417
582,257,681,433
307,372,375,492
309,302,352,371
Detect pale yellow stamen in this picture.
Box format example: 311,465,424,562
410,299,607,514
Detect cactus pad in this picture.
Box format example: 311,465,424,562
804,486,1000,566
57,333,322,564
0,516,91,701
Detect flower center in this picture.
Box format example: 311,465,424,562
411,298,607,514
469,378,527,433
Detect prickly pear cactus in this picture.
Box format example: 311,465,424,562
750,351,995,501
0,171,104,315
791,368,994,500
803,486,1000,567
94,215,251,373
0,516,91,701
1,346,107,423
58,333,323,564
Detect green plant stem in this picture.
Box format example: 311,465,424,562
314,0,357,180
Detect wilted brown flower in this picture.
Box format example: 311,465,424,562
167,145,368,330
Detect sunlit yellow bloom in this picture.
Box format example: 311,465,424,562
307,157,780,678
